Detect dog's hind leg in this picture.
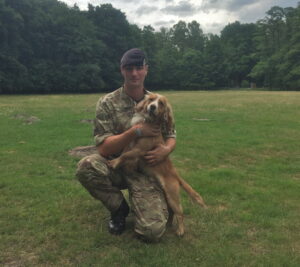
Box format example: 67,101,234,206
163,179,185,236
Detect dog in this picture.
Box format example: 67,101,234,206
108,93,207,236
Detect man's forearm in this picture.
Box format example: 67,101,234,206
98,126,139,157
165,137,176,155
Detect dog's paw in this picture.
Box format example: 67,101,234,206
175,227,185,237
107,159,119,169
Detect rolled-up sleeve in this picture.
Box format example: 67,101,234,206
162,105,176,139
163,124,176,139
94,99,115,146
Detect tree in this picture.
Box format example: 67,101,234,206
250,5,300,89
187,21,205,52
170,21,188,52
0,0,299,93
221,21,257,87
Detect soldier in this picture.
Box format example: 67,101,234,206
76,48,176,242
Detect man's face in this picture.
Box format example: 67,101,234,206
121,64,148,89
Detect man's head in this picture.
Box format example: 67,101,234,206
120,48,148,90
120,48,147,68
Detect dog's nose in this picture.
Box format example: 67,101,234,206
150,105,156,111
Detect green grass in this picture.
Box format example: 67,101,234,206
0,91,299,266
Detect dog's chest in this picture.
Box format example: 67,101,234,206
130,113,145,126
136,135,163,151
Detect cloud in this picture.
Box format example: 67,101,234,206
61,0,300,34
67,0,144,8
136,5,159,16
154,19,176,27
161,1,199,17
227,0,259,11
110,0,142,3
209,22,222,28
201,0,259,12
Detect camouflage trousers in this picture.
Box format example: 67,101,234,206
76,153,168,241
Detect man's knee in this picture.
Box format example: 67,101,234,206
76,154,109,182
135,220,167,242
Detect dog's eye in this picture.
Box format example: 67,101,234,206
158,100,163,106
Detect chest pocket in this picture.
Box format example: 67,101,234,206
114,107,134,133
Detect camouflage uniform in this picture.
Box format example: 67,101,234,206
76,86,176,241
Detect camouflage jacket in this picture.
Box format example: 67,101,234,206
94,87,176,149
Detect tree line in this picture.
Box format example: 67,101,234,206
0,0,299,93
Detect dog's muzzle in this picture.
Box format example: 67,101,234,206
148,104,157,115
150,104,156,111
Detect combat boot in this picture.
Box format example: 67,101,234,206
108,199,129,235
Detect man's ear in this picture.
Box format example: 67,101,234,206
120,66,125,77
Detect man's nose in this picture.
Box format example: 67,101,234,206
131,68,138,75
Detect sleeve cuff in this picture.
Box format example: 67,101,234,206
94,133,114,146
165,134,176,139
164,130,176,139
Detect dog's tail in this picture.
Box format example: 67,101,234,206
178,176,208,209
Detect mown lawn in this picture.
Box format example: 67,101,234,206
0,90,299,266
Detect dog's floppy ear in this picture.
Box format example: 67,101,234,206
164,101,174,131
135,97,147,113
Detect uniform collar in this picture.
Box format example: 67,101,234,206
120,86,149,105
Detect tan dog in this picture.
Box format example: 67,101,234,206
109,93,207,236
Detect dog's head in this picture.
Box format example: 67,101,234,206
136,93,173,128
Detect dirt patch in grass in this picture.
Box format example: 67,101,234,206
69,145,98,158
247,227,258,239
250,242,269,256
3,250,38,266
13,114,41,124
215,204,228,212
78,119,93,124
192,118,212,121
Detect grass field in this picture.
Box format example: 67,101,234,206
0,90,299,266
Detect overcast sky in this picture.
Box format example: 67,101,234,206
61,0,299,34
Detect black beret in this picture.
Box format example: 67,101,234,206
120,48,147,67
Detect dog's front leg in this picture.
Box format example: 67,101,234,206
108,148,144,169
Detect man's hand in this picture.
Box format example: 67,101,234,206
135,123,160,137
144,144,171,166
